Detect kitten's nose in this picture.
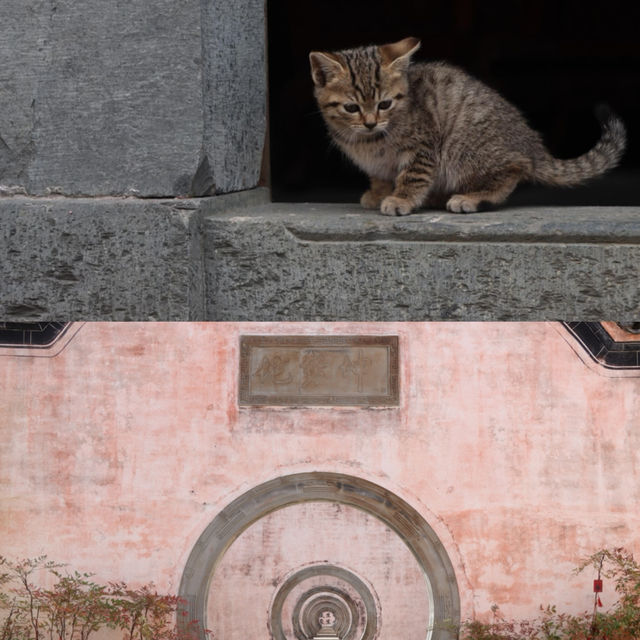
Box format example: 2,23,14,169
364,121,377,130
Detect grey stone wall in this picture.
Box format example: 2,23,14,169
0,0,266,197
200,0,267,195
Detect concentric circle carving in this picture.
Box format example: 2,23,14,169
293,587,355,639
270,563,379,640
179,472,460,640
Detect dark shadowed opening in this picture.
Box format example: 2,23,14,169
267,0,640,206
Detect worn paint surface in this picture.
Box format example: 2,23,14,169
2,322,639,630
209,502,430,639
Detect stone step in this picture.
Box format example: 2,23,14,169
2,187,639,320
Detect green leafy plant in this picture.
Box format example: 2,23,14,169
459,604,578,640
0,556,208,640
575,547,640,640
39,570,120,640
460,548,640,640
109,583,202,640
0,555,66,640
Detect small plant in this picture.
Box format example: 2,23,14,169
460,548,640,640
575,547,640,640
460,604,566,640
0,555,69,640
109,583,202,640
0,556,208,640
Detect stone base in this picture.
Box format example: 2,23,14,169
0,196,205,320
2,188,640,320
204,194,640,321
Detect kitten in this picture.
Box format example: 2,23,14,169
309,37,626,215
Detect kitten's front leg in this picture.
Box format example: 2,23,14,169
380,151,435,216
360,177,393,209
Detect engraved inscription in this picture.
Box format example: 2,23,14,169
301,350,332,390
339,349,372,393
239,336,399,406
254,354,294,385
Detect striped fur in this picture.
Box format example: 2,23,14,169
309,38,627,215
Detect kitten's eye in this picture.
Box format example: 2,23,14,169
343,103,360,113
378,100,392,110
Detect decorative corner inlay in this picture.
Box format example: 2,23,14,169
0,323,82,358
239,335,399,406
0,322,70,348
563,322,640,369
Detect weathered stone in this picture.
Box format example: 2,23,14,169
203,200,640,320
0,0,50,185
201,0,267,194
0,0,267,197
27,0,203,196
2,189,640,320
0,196,204,319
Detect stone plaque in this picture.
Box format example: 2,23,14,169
239,336,399,406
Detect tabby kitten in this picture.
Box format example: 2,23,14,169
309,37,626,215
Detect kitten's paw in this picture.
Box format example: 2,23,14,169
380,196,414,216
360,190,383,209
446,195,479,213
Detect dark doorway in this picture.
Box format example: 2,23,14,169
267,0,640,206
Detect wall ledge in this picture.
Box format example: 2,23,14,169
2,191,639,320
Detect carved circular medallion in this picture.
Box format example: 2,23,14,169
295,588,352,639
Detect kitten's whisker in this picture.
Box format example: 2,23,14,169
302,108,324,119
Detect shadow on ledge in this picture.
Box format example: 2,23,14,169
274,171,640,209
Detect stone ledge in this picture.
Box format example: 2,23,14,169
2,189,639,320
204,198,640,321
208,201,640,243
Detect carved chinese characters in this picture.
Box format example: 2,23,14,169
239,336,399,406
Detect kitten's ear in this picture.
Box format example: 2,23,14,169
309,51,346,87
379,37,421,69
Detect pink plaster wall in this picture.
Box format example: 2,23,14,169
209,502,430,639
2,322,640,628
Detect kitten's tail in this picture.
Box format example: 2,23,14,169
533,106,627,187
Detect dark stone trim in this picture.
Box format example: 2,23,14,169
0,322,70,348
563,322,640,369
